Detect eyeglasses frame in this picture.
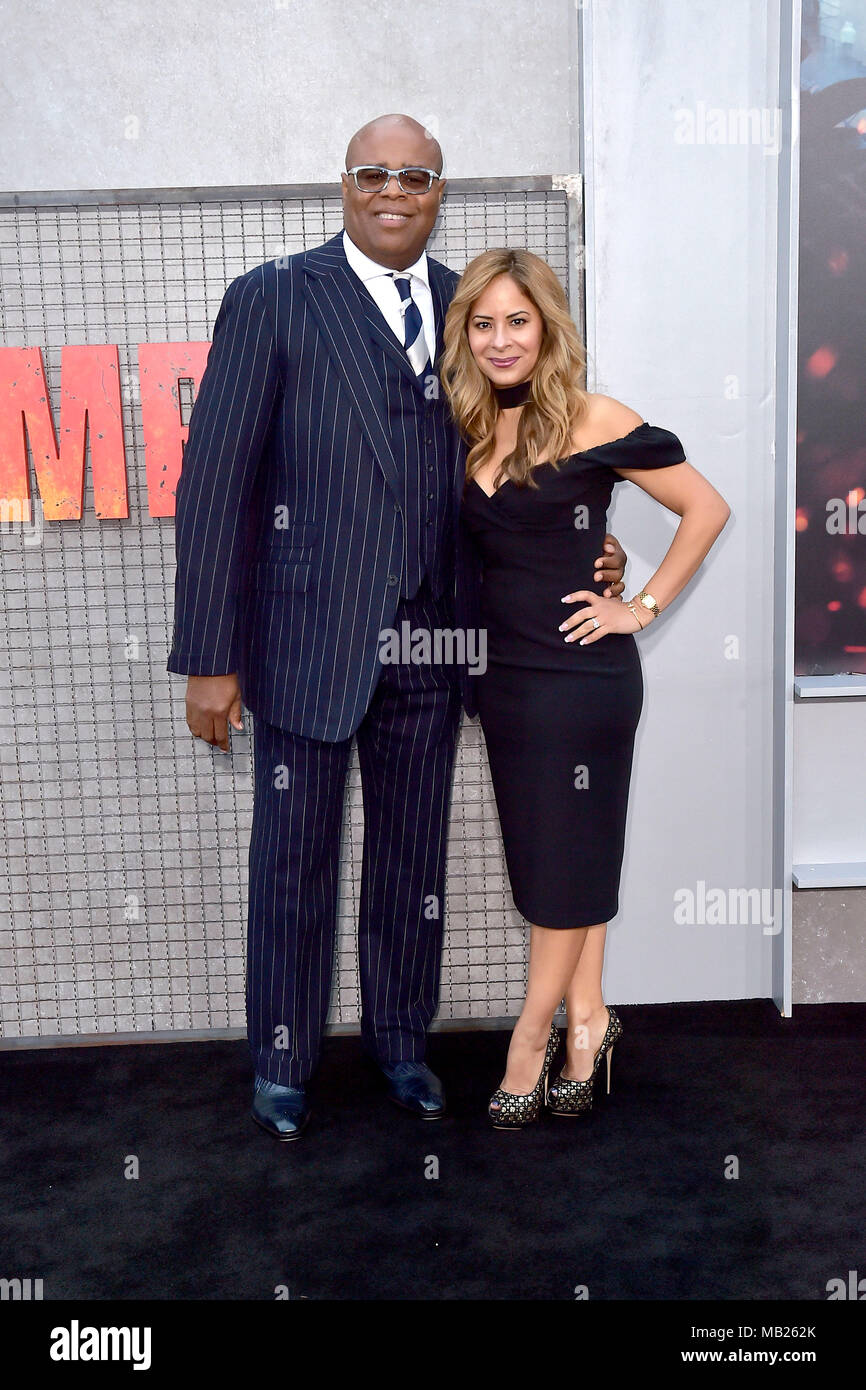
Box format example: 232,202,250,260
344,165,445,195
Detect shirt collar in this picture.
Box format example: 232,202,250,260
342,228,430,289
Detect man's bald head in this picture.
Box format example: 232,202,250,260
345,113,443,175
340,113,446,270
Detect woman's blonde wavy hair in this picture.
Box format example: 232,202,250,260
440,248,590,490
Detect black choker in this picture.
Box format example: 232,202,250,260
494,378,532,409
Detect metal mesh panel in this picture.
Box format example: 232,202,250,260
0,185,571,1040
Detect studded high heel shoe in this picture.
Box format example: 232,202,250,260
488,1020,560,1129
546,1006,623,1116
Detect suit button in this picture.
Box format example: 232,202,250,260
386,574,398,585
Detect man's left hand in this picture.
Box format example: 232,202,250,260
593,533,627,597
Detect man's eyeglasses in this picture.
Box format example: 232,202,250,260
345,165,444,195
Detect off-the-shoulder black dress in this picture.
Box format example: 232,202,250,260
460,422,686,928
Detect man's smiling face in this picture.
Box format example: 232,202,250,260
341,117,445,270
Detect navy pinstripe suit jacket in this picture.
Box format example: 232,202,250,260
167,230,482,739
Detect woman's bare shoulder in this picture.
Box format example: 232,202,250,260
572,393,645,450
583,393,645,432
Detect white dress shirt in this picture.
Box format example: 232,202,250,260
342,228,437,365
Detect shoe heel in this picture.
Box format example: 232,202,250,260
488,1020,559,1129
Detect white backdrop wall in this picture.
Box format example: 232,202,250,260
581,0,785,1005
0,0,576,190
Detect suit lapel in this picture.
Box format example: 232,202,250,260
302,237,402,505
356,292,419,388
427,261,468,530
301,235,463,519
428,261,450,369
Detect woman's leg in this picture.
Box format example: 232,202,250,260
497,923,586,1094
562,922,611,1081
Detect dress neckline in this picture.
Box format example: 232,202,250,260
468,421,648,499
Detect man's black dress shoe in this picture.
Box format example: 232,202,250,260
251,1075,310,1141
379,1061,445,1118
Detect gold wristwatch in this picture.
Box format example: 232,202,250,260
636,589,660,619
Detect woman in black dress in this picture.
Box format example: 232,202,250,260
441,249,730,1128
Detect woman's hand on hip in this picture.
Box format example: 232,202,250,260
557,591,642,644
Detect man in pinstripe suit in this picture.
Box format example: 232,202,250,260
168,114,627,1140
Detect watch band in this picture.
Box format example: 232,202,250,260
636,589,660,619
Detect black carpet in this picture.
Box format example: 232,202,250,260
1,1000,864,1301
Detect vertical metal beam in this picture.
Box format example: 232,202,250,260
772,0,801,1017
575,0,597,388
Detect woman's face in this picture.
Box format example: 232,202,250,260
466,273,544,389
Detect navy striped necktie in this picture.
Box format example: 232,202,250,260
390,272,429,376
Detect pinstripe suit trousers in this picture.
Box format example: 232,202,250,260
246,576,463,1085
